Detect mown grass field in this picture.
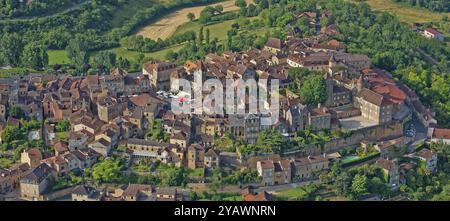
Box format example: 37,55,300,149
48,50,70,65
275,186,310,200
48,17,272,65
174,19,237,42
48,45,184,65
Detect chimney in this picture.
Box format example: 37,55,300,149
317,103,321,109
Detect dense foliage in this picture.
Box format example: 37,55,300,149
0,0,81,18
393,0,449,12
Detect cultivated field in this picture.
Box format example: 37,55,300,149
136,0,253,40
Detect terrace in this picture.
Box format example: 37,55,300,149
339,116,379,131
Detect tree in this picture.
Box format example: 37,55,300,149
214,5,223,13
1,125,24,144
146,119,169,142
22,42,48,70
255,129,287,154
189,191,199,201
8,106,24,119
198,26,204,46
351,174,369,199
0,33,23,67
66,37,87,67
300,74,327,106
235,0,247,8
199,6,215,24
55,120,71,132
205,28,210,44
162,168,187,186
92,50,116,73
187,12,195,21
91,158,123,183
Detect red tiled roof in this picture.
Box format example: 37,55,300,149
417,149,435,159
425,28,442,36
433,128,450,139
243,191,272,201
258,160,275,169
375,158,395,171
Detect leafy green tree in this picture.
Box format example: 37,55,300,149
92,50,116,73
91,158,123,183
146,119,169,142
255,129,287,154
22,42,48,70
187,12,195,21
1,125,24,144
55,120,70,132
199,6,215,24
66,37,87,67
351,174,369,199
189,191,199,201
300,74,327,106
235,0,247,8
8,106,24,119
162,168,187,187
214,5,223,13
0,33,23,67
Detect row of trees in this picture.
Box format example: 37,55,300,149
165,26,222,63
121,31,196,53
0,33,48,69
0,0,75,18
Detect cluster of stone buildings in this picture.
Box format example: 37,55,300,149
256,154,330,186
71,184,184,201
0,16,447,200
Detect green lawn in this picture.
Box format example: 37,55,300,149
187,168,205,177
112,45,185,61
174,18,272,43
48,50,70,65
56,132,69,142
0,68,29,78
341,155,360,164
174,19,237,42
276,186,309,199
47,16,272,67
222,195,244,201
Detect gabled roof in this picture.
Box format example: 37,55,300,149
205,148,219,158
357,88,391,106
265,38,282,49
432,128,450,139
375,158,395,171
21,163,54,184
122,184,153,197
258,160,275,169
424,27,442,36
417,149,436,159
243,191,273,201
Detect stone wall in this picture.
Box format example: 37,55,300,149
303,121,404,156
